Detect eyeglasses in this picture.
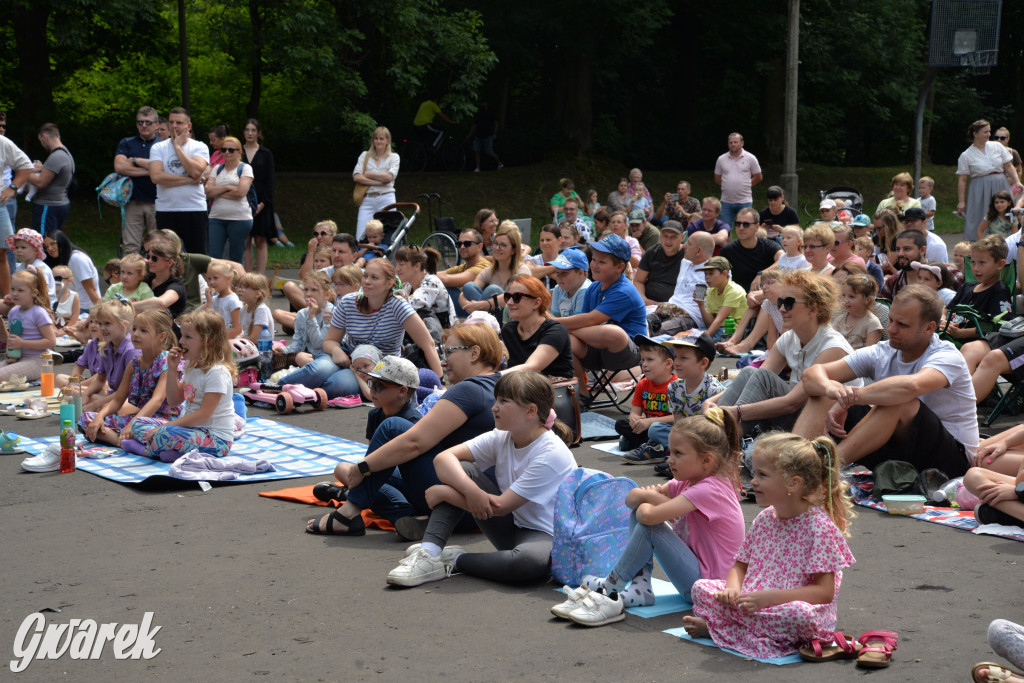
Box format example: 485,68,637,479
368,378,399,393
803,244,825,250
995,135,1008,141
457,240,481,248
221,148,238,154
734,221,756,228
440,345,473,360
777,297,806,311
0,123,7,130
136,120,155,127
503,291,538,304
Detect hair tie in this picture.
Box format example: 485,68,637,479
705,406,725,428
544,408,556,429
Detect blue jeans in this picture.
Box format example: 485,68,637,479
608,510,702,596
279,354,360,398
447,286,468,319
719,202,752,231
462,282,503,302
648,421,673,447
32,202,71,237
208,217,253,263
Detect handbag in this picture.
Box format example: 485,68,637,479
352,153,370,207
551,377,581,446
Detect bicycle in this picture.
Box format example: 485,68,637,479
401,128,466,172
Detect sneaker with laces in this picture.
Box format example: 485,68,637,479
386,548,452,587
568,589,625,626
551,586,591,619
621,441,666,465
403,543,466,565
21,445,62,473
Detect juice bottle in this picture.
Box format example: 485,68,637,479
41,350,54,397
59,419,76,473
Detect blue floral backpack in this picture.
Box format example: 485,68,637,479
551,468,636,586
95,173,134,228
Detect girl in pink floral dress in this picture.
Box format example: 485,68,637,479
683,432,854,658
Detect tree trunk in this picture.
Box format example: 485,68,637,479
11,4,56,144
555,50,594,154
246,0,263,119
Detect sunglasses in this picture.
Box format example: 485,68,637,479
221,148,238,154
504,291,538,304
136,120,155,127
54,275,65,282
995,135,1008,141
368,378,399,393
145,253,163,262
457,240,481,248
777,297,806,311
734,221,756,228
803,244,825,250
440,345,473,360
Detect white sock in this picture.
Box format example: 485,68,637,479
419,542,442,558
619,567,656,607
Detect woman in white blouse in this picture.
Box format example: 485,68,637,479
353,126,400,240
957,119,1024,242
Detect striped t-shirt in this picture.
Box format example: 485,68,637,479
330,293,415,356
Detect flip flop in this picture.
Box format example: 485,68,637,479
0,376,30,392
305,508,366,536
972,662,1024,682
799,632,862,662
0,404,21,416
856,630,898,669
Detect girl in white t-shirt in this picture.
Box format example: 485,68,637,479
137,309,238,462
386,371,577,588
554,410,746,626
776,225,811,272
201,260,243,339
236,271,273,343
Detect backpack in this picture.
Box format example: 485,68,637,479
551,468,636,587
216,162,259,214
95,172,134,228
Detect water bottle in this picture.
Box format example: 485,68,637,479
60,419,76,473
40,350,54,397
69,375,83,422
6,318,22,360
723,316,736,335
932,477,964,505
257,326,273,382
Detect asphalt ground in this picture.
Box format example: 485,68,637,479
3,245,1022,681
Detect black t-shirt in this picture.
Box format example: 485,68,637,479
436,372,500,451
366,399,422,440
474,109,497,138
149,276,187,320
759,205,800,229
637,246,685,302
949,281,1012,329
720,238,783,292
501,318,574,378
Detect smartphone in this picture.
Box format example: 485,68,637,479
694,283,708,302
763,219,773,226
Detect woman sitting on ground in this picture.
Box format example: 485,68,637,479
459,222,532,315
500,276,574,379
395,245,455,328
306,321,504,539
42,229,101,314
525,224,562,285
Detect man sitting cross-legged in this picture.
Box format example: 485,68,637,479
793,285,978,478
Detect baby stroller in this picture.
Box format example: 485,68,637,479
820,186,864,218
366,202,421,263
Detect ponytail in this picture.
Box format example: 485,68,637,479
811,437,854,535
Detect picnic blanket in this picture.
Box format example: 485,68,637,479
663,628,803,665
258,482,396,531
0,389,61,415
580,412,619,441
14,417,367,484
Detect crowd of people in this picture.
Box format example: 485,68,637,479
4,107,1024,674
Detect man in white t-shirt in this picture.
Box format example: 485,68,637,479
900,207,947,263
148,107,210,254
714,132,762,229
658,231,713,335
794,285,977,478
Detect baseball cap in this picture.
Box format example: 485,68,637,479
633,333,675,351
660,220,684,233
900,207,927,222
661,329,716,362
819,198,837,210
547,248,589,270
628,209,646,224
589,234,632,263
697,255,732,272
366,356,420,389
852,214,872,227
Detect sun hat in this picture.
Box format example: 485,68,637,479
6,228,44,262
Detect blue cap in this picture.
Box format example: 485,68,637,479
589,234,632,263
548,248,589,270
852,214,871,227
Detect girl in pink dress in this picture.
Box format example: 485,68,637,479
683,432,854,658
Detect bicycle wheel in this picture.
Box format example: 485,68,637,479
440,139,466,172
421,231,460,270
403,141,428,172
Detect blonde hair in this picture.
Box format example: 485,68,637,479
134,309,178,352
670,412,742,489
953,240,972,255
52,265,73,281
176,309,237,381
12,269,53,321
364,219,384,237
303,271,335,302
494,221,524,275
236,271,270,311
119,253,148,279
314,220,338,237
93,299,135,356
332,264,362,287
368,126,392,157
781,269,839,325
753,432,853,534
448,322,505,370
205,259,235,281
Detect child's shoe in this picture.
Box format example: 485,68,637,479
621,441,666,465
568,589,625,627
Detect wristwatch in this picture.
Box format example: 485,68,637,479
357,460,371,476
1015,481,1024,503
7,183,18,192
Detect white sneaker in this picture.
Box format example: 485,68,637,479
387,548,452,587
568,590,625,626
551,586,591,619
21,446,62,473
403,543,465,565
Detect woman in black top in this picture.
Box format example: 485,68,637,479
241,118,276,275
500,275,574,378
133,236,186,320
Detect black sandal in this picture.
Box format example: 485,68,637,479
306,508,366,536
312,481,348,504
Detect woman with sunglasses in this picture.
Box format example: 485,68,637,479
501,276,573,378
459,222,531,315
704,270,859,437
132,238,187,320
42,229,100,314
308,321,504,538
205,135,253,265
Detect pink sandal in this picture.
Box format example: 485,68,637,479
799,631,862,662
856,630,898,669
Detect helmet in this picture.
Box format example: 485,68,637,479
231,338,259,364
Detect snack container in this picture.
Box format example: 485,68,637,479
882,494,926,515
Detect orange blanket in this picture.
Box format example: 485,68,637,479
259,482,395,531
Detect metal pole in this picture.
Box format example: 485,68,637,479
780,0,799,207
178,0,190,111
914,67,939,187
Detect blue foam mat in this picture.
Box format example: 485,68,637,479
664,628,803,665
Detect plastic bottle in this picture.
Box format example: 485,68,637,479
59,386,76,426
723,317,736,335
60,419,76,473
932,477,964,504
6,318,22,360
40,350,54,397
69,375,83,422
257,326,273,382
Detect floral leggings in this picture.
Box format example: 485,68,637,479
132,417,231,463
988,619,1024,670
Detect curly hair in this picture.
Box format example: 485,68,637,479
781,269,839,325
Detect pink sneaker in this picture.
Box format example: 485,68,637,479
327,395,363,408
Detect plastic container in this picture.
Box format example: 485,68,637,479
40,350,54,397
882,494,926,515
932,477,964,505
257,326,273,382
59,419,76,473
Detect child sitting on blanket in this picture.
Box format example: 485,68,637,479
57,314,103,395
235,271,273,344
201,260,243,339
273,271,335,372
103,254,154,303
683,432,855,660
81,309,182,450
134,309,238,462
82,299,138,412
0,268,57,383
52,265,80,334
552,409,745,626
